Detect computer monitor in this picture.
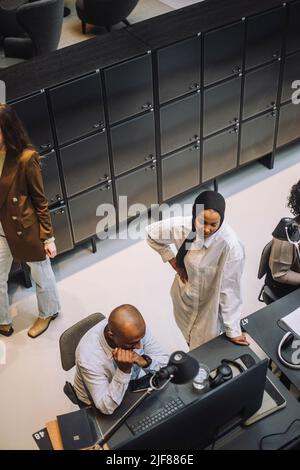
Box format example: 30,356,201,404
117,359,268,450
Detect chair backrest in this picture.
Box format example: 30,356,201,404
17,0,63,55
257,241,273,279
83,0,139,25
59,313,105,371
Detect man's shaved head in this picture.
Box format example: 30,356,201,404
107,304,146,349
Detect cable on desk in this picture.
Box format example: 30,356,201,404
259,419,300,450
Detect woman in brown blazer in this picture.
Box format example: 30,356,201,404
0,104,60,338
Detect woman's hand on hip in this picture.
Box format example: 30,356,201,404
169,257,188,283
228,333,250,346
44,241,57,258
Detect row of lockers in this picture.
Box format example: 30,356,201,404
43,89,300,255
11,51,297,186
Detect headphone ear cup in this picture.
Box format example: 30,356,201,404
209,364,233,388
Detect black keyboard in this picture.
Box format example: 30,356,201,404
128,398,185,435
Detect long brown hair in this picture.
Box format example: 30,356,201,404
0,103,34,159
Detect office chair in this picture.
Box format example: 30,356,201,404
75,0,139,34
2,0,63,65
257,241,279,305
0,0,28,39
59,312,105,407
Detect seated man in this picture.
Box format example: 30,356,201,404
74,304,169,415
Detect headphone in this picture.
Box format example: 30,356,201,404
209,359,245,389
277,332,300,370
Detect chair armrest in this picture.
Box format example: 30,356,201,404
4,36,33,59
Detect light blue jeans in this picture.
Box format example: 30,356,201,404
0,234,61,326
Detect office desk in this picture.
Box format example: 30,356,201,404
242,289,300,390
93,335,300,450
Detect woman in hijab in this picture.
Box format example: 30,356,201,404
146,190,248,349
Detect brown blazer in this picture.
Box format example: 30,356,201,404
0,148,53,262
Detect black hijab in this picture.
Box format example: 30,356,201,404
176,191,226,268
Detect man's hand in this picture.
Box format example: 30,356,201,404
131,352,148,368
44,241,57,258
169,257,188,283
228,333,250,346
112,348,135,374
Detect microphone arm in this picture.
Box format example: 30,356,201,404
96,375,172,448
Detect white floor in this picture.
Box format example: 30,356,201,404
161,0,205,9
1,141,300,449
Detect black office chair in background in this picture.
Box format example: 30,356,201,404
59,312,105,407
0,0,28,39
257,241,279,305
75,0,139,34
1,0,64,66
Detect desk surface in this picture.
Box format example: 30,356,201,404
93,335,300,450
243,289,300,390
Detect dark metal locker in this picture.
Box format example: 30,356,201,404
161,144,200,201
50,205,73,254
240,111,276,165
286,1,300,54
11,92,54,154
104,54,153,124
40,150,63,207
60,131,110,197
203,76,241,137
277,102,300,148
243,62,280,120
69,183,114,243
281,52,300,104
49,72,105,146
202,127,238,182
160,92,200,155
203,21,244,86
245,7,285,70
158,35,201,104
116,164,158,223
111,112,156,176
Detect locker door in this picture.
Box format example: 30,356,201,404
245,7,285,69
69,183,114,243
286,1,300,54
281,52,300,104
49,72,105,145
240,112,276,165
277,102,300,148
11,92,54,153
50,205,73,254
60,131,110,197
41,150,63,207
158,35,201,103
243,62,280,119
161,144,200,201
202,128,238,182
104,54,153,124
116,164,158,223
160,93,200,155
204,21,244,86
204,76,241,137
111,112,155,176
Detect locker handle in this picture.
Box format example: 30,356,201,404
232,66,241,74
40,143,52,150
190,135,199,141
99,174,110,182
93,122,105,130
145,154,155,161
189,83,200,90
141,103,153,110
145,164,156,171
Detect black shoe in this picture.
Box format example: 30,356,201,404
0,326,14,337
